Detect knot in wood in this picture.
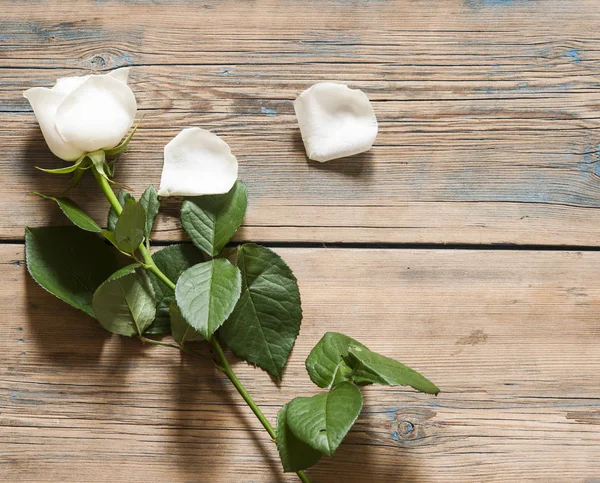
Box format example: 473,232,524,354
397,420,415,439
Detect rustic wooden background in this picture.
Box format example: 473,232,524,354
2,0,600,481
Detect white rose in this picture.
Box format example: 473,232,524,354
23,68,137,161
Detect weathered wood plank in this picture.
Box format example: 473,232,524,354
2,0,600,244
2,245,599,481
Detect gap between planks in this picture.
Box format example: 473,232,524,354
3,238,600,252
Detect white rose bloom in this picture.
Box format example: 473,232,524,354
158,127,238,197
294,82,378,162
23,68,137,161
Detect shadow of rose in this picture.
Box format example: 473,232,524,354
23,128,111,230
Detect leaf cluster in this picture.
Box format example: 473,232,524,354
277,332,439,472
26,178,438,476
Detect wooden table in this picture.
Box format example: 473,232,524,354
2,1,600,481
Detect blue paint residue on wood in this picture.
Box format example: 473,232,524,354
260,107,277,117
94,0,199,3
564,48,581,64
386,408,399,442
581,144,600,178
118,52,133,66
25,21,102,42
466,0,527,7
0,20,140,46
333,0,387,3
298,34,359,58
475,82,573,95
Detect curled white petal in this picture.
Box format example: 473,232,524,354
108,67,130,84
52,75,90,96
294,82,378,162
55,74,137,153
23,87,85,161
158,127,238,197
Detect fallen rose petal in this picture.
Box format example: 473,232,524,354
158,127,238,197
294,82,378,162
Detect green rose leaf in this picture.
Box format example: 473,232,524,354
144,313,170,336
346,345,440,395
36,163,80,174
181,180,248,256
305,332,367,389
25,226,125,318
104,121,139,156
287,382,363,456
107,189,135,232
33,193,102,233
306,332,439,394
100,230,135,259
170,302,204,345
276,403,322,473
139,185,159,238
114,198,146,254
175,259,242,339
220,244,302,379
92,265,156,337
145,244,205,335
35,154,86,174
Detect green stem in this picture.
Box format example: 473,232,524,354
210,338,310,483
139,336,211,363
93,167,173,288
209,336,276,439
93,166,311,483
93,167,123,216
209,339,311,482
139,243,173,287
138,336,181,351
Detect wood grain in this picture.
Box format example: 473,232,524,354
2,245,600,482
2,0,600,244
3,1,600,482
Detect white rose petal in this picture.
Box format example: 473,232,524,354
52,75,90,96
158,127,238,197
23,86,85,161
107,67,130,84
55,75,137,153
293,82,378,162
23,68,136,161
